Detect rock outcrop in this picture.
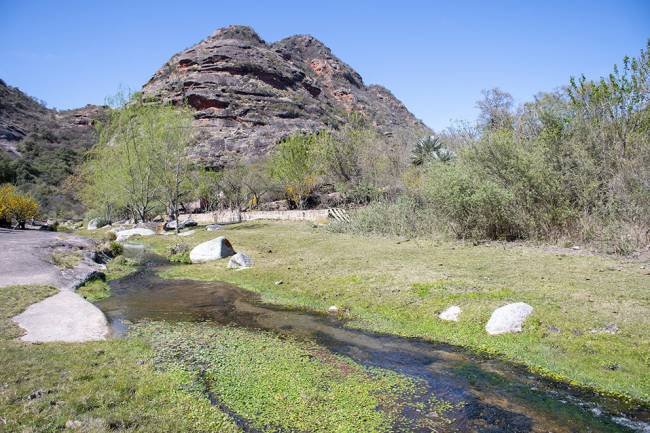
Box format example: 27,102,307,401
141,25,431,167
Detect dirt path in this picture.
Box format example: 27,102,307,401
0,228,110,342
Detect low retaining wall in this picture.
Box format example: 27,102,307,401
179,209,330,225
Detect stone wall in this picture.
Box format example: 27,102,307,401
179,209,330,225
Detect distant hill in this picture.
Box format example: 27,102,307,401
0,79,106,217
142,25,431,167
0,79,105,159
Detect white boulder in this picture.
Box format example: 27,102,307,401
439,305,461,322
115,228,155,242
190,236,235,263
485,302,534,335
327,305,339,314
228,252,253,269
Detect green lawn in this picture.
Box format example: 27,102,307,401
128,221,650,404
1,268,431,431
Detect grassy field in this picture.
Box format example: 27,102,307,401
1,270,431,431
116,221,650,405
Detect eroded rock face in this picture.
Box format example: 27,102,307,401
141,25,431,167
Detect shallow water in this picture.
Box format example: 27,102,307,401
98,247,649,433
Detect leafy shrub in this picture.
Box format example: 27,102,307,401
167,242,191,264
423,162,521,240
330,196,439,237
96,240,123,260
0,183,39,228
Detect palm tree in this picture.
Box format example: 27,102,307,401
411,136,454,166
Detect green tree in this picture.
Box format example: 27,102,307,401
82,94,196,223
153,105,195,233
270,134,319,209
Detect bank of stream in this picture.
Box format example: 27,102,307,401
96,244,650,433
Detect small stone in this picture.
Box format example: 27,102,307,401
274,280,283,285
65,420,83,429
438,306,461,322
206,224,222,231
228,252,253,269
327,305,339,314
571,245,581,250
27,389,45,400
547,325,561,334
591,323,619,334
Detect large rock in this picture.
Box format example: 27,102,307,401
115,228,155,242
190,236,236,263
228,252,253,269
485,302,534,335
141,25,431,167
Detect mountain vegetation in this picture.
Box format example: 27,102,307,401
337,41,650,254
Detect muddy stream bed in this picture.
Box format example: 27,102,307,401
96,245,650,433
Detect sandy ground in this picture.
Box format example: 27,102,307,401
0,228,110,342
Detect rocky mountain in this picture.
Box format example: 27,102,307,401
142,25,431,167
0,79,106,159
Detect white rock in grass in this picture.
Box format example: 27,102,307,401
115,228,155,242
327,305,339,314
438,305,461,322
227,252,253,269
485,302,533,335
190,236,235,263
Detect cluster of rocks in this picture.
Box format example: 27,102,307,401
438,302,535,335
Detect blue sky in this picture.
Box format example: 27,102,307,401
1,0,648,130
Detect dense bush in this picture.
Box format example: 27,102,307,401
339,42,649,253
330,196,439,237
0,183,39,228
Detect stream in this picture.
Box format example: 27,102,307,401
96,244,650,433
